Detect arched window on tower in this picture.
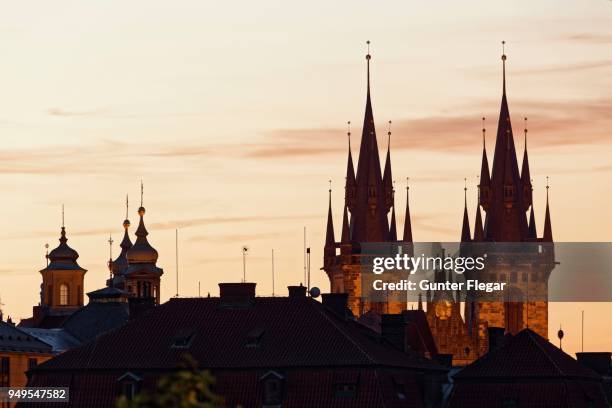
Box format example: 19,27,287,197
59,283,70,306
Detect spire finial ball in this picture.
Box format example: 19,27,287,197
138,206,145,216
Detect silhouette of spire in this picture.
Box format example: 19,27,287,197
352,41,389,242
325,181,335,247
127,181,159,265
543,177,553,242
461,179,471,242
345,121,356,206
474,200,484,242
480,117,491,197
403,177,413,242
383,120,394,211
341,203,350,244
485,42,528,241
388,182,397,241
521,117,533,210
528,202,537,239
502,41,507,94
112,194,133,276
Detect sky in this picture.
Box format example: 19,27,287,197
0,0,611,357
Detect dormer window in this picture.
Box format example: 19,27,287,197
171,330,196,349
260,371,284,407
245,327,265,348
117,372,142,401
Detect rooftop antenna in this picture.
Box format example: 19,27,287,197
303,226,307,284
306,247,311,295
581,310,585,352
271,249,275,297
175,229,179,297
242,245,249,282
45,243,50,267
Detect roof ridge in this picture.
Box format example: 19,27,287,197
526,330,567,376
310,300,376,365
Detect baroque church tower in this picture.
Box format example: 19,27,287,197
323,44,413,316
109,185,164,305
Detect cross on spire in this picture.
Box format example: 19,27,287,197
62,204,65,228
501,40,507,94
482,117,486,148
126,194,129,220
140,180,144,207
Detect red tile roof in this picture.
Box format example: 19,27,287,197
35,296,443,372
449,329,609,407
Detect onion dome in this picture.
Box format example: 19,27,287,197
112,218,133,275
43,227,86,272
126,206,159,265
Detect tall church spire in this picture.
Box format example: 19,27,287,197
528,204,537,239
473,200,484,242
351,41,390,242
521,117,533,209
461,180,471,242
388,183,397,241
403,177,413,242
382,121,394,211
345,121,356,209
325,181,335,247
482,42,528,241
543,178,553,242
479,117,491,211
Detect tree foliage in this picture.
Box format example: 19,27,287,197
116,355,224,408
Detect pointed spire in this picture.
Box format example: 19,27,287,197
388,182,397,241
543,177,553,242
127,181,159,265
502,41,507,94
479,117,491,209
325,180,335,246
474,201,484,242
351,41,389,242
403,177,413,242
345,121,356,206
341,203,350,243
112,194,134,275
461,179,472,242
521,117,533,209
383,120,394,211
528,202,537,239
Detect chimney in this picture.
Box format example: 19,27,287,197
487,327,506,352
128,297,155,320
576,352,611,375
219,283,256,308
381,314,406,352
321,293,349,318
288,284,307,298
